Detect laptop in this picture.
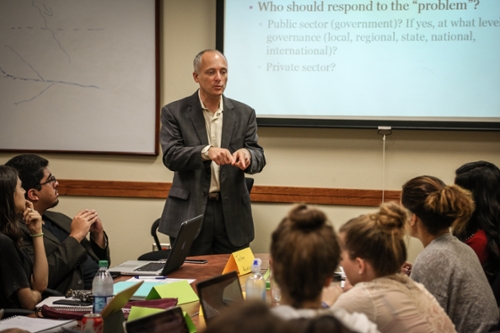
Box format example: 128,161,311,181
123,306,189,333
109,215,203,276
196,271,244,324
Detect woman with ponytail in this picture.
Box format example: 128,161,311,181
330,201,455,333
402,175,498,333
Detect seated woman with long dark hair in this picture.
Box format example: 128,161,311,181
454,161,500,305
401,175,498,333
0,165,48,309
331,201,456,333
269,204,378,333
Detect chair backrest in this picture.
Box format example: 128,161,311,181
150,218,162,252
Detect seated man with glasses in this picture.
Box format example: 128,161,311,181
5,154,110,294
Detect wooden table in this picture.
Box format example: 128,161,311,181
119,253,270,331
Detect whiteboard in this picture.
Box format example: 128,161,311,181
0,0,158,155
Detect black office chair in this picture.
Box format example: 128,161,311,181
137,177,255,261
137,218,169,261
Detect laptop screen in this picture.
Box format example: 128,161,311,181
108,214,203,276
196,271,244,323
124,306,189,333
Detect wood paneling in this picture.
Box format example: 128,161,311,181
57,179,401,207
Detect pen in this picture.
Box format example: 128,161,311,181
134,276,168,279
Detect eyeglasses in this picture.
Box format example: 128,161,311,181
38,175,57,189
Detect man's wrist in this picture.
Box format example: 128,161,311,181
69,234,85,243
91,231,107,248
201,145,212,160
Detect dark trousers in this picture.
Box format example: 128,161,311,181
170,199,249,255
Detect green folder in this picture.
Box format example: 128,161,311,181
146,280,199,304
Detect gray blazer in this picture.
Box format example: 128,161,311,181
158,91,266,247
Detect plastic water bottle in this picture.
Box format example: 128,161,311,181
245,259,266,301
269,268,281,302
92,260,114,314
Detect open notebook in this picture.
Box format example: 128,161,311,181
196,271,244,324
108,215,203,276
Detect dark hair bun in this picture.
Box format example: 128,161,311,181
288,204,327,231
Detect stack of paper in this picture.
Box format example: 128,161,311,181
0,316,77,332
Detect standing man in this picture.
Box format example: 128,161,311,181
159,49,266,255
6,154,110,294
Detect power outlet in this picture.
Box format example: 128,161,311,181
152,243,171,251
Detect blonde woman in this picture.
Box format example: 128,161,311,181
330,201,456,333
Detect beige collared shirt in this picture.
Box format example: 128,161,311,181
199,92,223,193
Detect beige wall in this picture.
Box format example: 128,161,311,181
1,0,499,266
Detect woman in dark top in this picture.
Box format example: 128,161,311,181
454,161,500,305
0,165,47,309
